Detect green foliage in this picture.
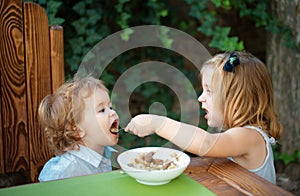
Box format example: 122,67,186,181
231,0,296,49
45,1,65,25
211,0,231,8
28,0,65,25
273,146,300,165
185,0,244,51
115,0,131,29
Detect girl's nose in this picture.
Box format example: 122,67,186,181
198,92,205,102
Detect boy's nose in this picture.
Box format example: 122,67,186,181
109,110,117,117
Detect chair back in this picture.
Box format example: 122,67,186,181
0,0,64,184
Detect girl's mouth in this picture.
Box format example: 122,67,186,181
202,108,208,119
110,120,119,135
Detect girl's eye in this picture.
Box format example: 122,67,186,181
206,89,212,95
109,106,113,110
99,108,105,113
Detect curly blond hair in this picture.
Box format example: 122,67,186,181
38,76,108,155
201,51,283,140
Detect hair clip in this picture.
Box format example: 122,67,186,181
223,53,240,72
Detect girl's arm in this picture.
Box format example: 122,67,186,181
125,114,217,155
125,114,260,158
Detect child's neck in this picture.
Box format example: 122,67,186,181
80,140,105,155
90,145,105,155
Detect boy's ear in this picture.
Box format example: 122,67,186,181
75,126,86,138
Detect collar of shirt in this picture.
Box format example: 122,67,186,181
68,145,117,168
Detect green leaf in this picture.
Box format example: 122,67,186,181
46,1,62,13
48,15,64,25
71,18,89,35
120,28,134,41
160,9,168,17
72,2,86,15
87,9,102,25
69,37,85,54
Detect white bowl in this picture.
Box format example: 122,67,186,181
117,147,191,186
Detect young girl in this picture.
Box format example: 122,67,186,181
125,51,283,184
38,76,120,182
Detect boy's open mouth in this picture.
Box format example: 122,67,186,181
110,120,119,135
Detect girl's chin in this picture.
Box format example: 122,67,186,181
207,121,219,128
207,122,224,130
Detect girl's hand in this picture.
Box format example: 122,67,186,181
124,114,167,137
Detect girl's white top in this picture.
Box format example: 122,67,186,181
228,125,277,184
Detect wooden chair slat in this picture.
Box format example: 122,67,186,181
0,0,29,174
50,25,65,92
23,2,58,182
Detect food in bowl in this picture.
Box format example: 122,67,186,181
117,147,191,185
127,151,179,171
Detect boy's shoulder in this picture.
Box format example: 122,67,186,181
38,153,75,182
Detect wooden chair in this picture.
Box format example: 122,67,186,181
0,0,64,186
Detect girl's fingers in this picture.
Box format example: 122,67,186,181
124,124,130,133
124,115,153,137
125,120,136,134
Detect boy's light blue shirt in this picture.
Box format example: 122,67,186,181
39,145,116,182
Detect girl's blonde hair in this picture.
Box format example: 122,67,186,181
201,51,283,140
38,76,108,155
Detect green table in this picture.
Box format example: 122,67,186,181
0,171,214,196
